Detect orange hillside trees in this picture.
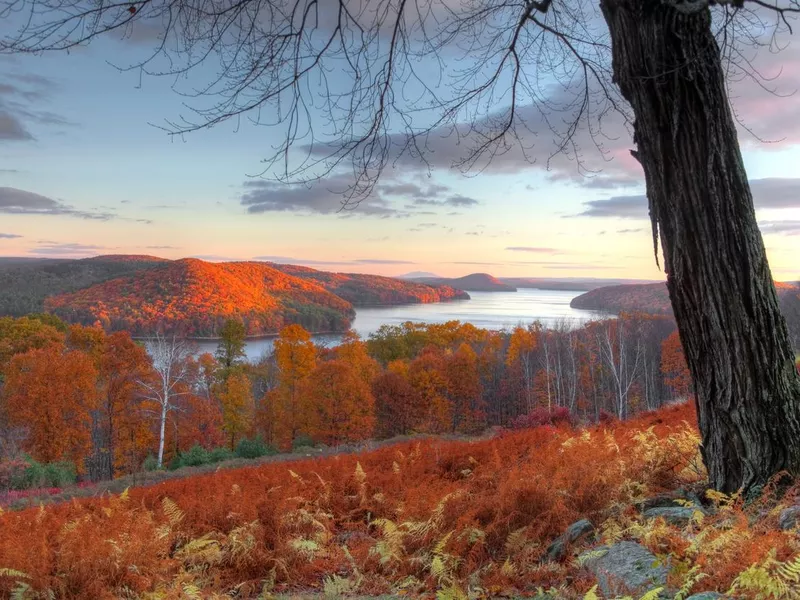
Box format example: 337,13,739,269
446,343,485,433
272,324,316,449
67,326,156,479
304,359,375,445
4,344,98,470
217,369,255,449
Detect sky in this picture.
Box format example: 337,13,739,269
0,3,798,281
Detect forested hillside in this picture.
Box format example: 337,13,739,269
0,255,169,316
412,272,517,291
268,262,470,304
572,281,800,348
0,256,470,337
44,259,355,337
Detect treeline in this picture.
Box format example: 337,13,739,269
0,312,693,487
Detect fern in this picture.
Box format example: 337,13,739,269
728,550,800,599
323,574,355,598
673,564,708,600
638,587,665,600
162,497,184,527
582,585,600,600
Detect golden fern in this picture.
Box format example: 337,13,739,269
162,497,184,527
728,550,800,599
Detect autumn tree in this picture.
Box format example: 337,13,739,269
407,347,451,434
215,319,247,373
139,333,195,468
68,326,156,479
0,316,65,375
3,345,98,469
336,330,380,386
506,325,541,414
273,324,317,449
372,369,420,438
304,359,375,445
446,343,485,433
6,0,800,493
217,369,255,449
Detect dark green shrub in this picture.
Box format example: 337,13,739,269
235,437,274,459
7,457,76,489
167,454,183,471
142,454,159,472
292,434,316,451
179,445,210,467
43,461,76,487
208,447,235,463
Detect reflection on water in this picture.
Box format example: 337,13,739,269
194,288,605,362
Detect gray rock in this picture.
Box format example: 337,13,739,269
581,541,668,597
685,593,725,600
643,506,705,526
637,489,704,512
543,518,595,562
778,506,800,530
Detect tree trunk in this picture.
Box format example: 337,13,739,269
157,404,167,469
601,0,800,493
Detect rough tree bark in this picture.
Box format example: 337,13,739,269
601,0,800,493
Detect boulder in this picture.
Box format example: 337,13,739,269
580,541,668,597
643,506,705,527
543,518,595,562
685,593,726,600
778,506,800,531
637,489,704,512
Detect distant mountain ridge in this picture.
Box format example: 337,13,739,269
0,255,470,337
571,281,800,316
412,273,517,292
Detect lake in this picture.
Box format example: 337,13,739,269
195,288,605,361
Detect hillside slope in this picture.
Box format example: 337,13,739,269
3,402,799,598
0,255,169,317
45,259,355,336
268,263,470,304
571,281,800,315
413,272,517,292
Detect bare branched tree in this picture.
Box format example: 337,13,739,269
137,332,194,468
3,0,800,493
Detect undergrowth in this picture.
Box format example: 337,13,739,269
0,402,798,599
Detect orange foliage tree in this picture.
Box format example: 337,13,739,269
407,347,451,434
446,343,485,433
372,369,420,438
303,359,375,445
67,326,157,479
0,316,65,373
3,345,98,470
272,324,317,449
217,369,255,449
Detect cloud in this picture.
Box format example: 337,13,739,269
617,228,645,234
0,73,70,140
0,187,115,220
505,246,559,254
445,195,479,207
29,242,107,257
145,245,180,249
759,220,800,236
574,195,648,219
0,112,32,141
574,178,800,220
240,177,399,217
254,255,416,266
0,232,22,239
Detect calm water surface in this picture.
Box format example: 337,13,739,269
195,288,605,361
